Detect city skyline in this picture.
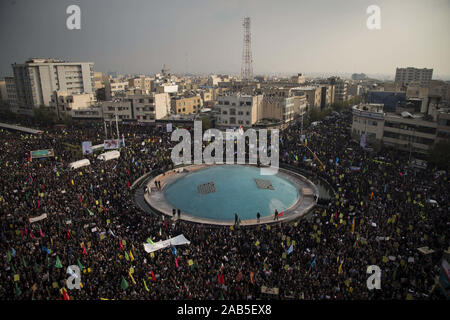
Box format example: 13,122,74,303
1,0,450,79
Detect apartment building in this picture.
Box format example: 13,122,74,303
105,80,129,100
395,67,433,87
333,80,348,103
12,58,94,114
436,110,450,142
102,92,170,122
128,76,154,92
351,103,449,154
171,94,202,115
0,80,6,103
291,86,321,110
351,104,385,143
49,91,98,120
214,93,263,128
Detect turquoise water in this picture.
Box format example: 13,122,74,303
164,165,299,222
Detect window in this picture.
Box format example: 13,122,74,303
230,117,236,124
230,108,236,115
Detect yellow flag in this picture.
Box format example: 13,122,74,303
338,261,343,274
188,259,194,266
351,217,355,233
129,250,134,262
71,180,74,186
129,272,136,285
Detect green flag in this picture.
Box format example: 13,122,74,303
55,256,63,268
22,256,27,267
143,279,150,292
7,251,11,262
77,259,84,270
124,251,129,261
15,283,21,296
121,276,129,290
87,208,94,216
146,238,154,244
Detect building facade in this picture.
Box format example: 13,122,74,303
215,94,263,128
11,58,94,114
171,94,202,115
395,67,433,87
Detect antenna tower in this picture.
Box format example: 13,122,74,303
241,17,253,80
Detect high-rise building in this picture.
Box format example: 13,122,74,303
394,67,433,87
12,58,94,114
5,77,18,113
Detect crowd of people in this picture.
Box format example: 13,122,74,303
0,110,448,300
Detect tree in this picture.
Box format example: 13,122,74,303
428,140,450,170
33,106,57,125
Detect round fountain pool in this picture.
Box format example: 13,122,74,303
163,165,300,222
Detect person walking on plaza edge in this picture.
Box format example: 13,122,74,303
257,212,261,223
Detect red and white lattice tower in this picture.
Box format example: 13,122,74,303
241,17,253,80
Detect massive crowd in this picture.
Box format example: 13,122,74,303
0,110,448,300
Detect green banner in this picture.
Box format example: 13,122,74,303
30,149,54,159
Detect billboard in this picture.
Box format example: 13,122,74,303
104,139,120,150
166,123,173,133
30,149,54,159
82,141,93,155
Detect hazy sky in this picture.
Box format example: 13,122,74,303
1,0,449,79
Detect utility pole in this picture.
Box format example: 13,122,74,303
301,112,304,141
115,106,120,141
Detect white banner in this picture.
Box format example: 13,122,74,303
29,213,47,223
104,139,120,150
82,141,93,155
166,123,173,133
143,234,190,253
